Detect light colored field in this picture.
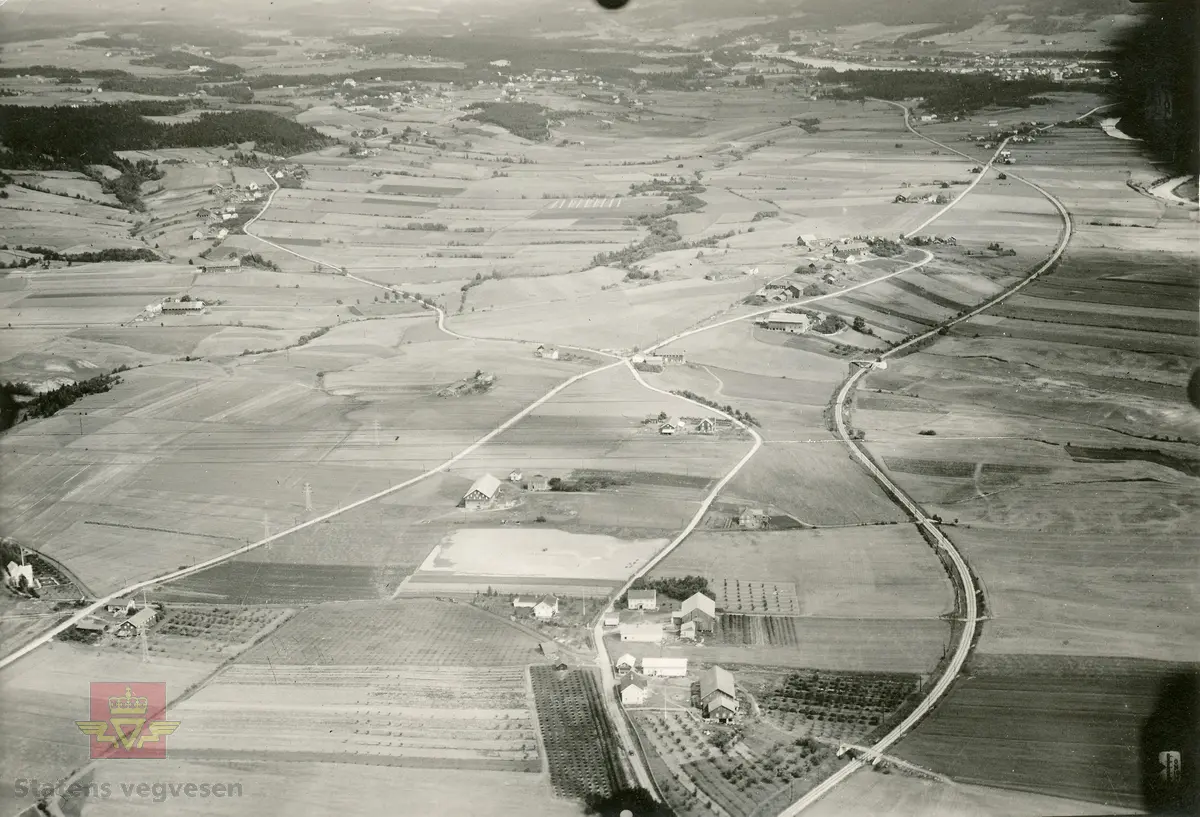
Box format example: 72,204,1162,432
805,769,1138,817
169,664,539,770
75,759,580,816
414,527,668,581
0,643,216,815
650,527,952,619
722,443,908,525
239,599,541,666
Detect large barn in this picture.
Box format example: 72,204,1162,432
462,474,501,511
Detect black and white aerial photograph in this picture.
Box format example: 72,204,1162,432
0,0,1196,815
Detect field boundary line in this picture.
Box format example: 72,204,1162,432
0,359,624,673
779,102,1077,815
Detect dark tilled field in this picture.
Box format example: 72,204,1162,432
893,654,1198,810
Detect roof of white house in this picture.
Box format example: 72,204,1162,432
616,653,637,666
618,672,648,691
536,595,558,607
700,666,736,701
466,473,501,499
681,592,717,618
766,312,810,324
641,657,688,670
799,234,820,244
628,589,657,601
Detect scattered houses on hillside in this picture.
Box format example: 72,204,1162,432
627,589,658,611
463,473,501,510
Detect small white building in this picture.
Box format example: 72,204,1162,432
189,229,204,241
620,622,663,643
627,589,658,611
603,612,621,628
659,417,683,435
508,469,523,483
641,657,688,677
615,653,637,671
618,673,649,705
3,561,37,590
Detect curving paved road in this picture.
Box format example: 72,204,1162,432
780,102,1075,815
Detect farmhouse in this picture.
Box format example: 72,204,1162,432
615,653,637,671
699,666,739,721
526,474,550,492
190,229,204,240
603,612,621,628
161,300,205,314
534,345,560,360
641,657,688,677
116,607,157,638
659,418,683,435
738,508,767,529
627,589,658,611
533,596,559,620
618,673,649,705
763,312,809,334
463,473,501,510
508,469,523,483
200,258,241,273
678,592,717,633
680,620,698,640
660,353,685,365
620,622,663,643
694,417,716,435
796,234,822,248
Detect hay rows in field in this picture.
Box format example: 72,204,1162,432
530,666,629,800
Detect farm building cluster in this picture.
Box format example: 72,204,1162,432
67,600,162,643
609,591,717,643
614,653,741,722
646,415,726,436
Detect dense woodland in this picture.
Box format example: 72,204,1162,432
0,104,334,170
818,69,1089,117
462,102,550,142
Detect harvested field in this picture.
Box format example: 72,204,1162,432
722,444,907,526
650,528,952,620
805,771,1139,817
153,562,412,604
169,664,540,772
529,665,629,800
240,599,541,666
72,758,578,817
894,654,1195,810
